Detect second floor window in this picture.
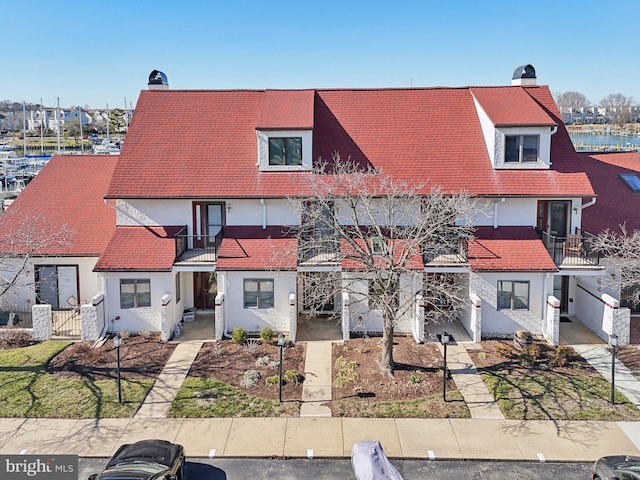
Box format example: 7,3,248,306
505,135,539,163
269,137,302,165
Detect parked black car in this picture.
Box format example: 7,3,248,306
88,439,185,480
592,455,640,479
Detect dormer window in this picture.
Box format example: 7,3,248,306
257,129,312,171
505,135,539,163
269,137,302,166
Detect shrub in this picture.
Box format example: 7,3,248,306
119,330,131,339
255,355,270,366
211,343,223,356
285,369,303,385
265,375,279,386
231,327,248,344
260,327,273,342
240,369,261,388
519,343,542,367
334,356,359,388
554,345,573,367
496,344,514,359
242,339,261,352
409,371,422,384
138,330,153,339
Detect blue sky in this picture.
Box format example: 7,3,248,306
2,0,639,109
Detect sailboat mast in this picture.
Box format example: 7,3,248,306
22,101,27,157
56,97,61,153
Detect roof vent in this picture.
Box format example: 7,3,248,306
511,64,536,86
148,70,169,90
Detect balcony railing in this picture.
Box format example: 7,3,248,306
175,226,221,263
423,238,468,265
536,228,600,266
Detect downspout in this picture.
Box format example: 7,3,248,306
261,199,267,229
580,197,596,210
493,198,505,229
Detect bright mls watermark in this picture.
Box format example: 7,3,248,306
1,455,77,479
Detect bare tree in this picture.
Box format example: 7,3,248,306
285,155,478,376
592,224,640,308
554,91,589,112
600,93,634,126
0,211,72,306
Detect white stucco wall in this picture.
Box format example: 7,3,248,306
102,271,180,335
116,198,299,229
341,272,421,335
0,256,100,309
494,126,552,170
217,270,296,334
470,271,549,337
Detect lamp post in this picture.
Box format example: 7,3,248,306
113,334,122,404
610,333,618,405
441,331,450,402
277,333,285,403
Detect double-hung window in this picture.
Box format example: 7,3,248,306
244,279,274,308
269,137,302,165
505,135,539,163
120,279,151,308
497,280,529,310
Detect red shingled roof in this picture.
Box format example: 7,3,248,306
106,85,594,199
94,226,184,271
216,226,298,270
470,87,557,126
577,152,640,235
257,90,315,129
0,155,116,256
468,226,557,272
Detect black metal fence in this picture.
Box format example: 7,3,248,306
0,306,33,328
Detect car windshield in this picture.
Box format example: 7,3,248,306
614,462,640,471
103,461,166,475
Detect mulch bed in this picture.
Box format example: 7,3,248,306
188,340,307,401
46,334,177,381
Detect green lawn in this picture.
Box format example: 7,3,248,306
480,370,640,421
332,391,470,418
168,378,290,417
0,342,153,418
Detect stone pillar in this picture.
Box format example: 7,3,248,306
602,293,618,336
288,293,297,343
81,304,98,341
341,292,351,341
32,304,52,341
215,292,225,340
413,294,425,343
469,293,482,343
160,294,171,342
544,295,560,346
616,307,631,347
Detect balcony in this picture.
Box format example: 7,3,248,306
423,238,468,266
175,226,221,263
537,228,600,267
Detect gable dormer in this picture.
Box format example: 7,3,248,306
256,89,315,171
471,73,557,170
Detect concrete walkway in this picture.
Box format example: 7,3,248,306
300,342,333,417
134,341,203,418
573,344,640,408
437,343,505,419
1,417,638,461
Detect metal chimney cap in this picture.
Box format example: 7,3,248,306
148,70,168,85
512,64,536,80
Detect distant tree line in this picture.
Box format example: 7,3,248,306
553,91,638,125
